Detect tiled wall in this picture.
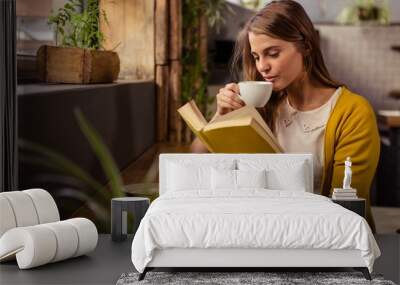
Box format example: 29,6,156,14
227,0,400,23
317,25,400,111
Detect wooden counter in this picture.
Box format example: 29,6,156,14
378,110,400,128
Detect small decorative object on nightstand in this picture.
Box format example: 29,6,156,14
332,157,359,200
111,197,149,242
331,157,365,217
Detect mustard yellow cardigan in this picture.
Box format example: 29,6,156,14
321,86,380,232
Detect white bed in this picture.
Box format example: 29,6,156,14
131,154,380,281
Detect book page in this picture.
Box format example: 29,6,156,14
177,100,207,131
247,108,282,149
177,100,215,152
209,106,254,124
250,118,283,152
189,100,208,126
204,116,253,132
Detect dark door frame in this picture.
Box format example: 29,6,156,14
0,0,17,192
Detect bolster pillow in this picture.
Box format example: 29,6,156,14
0,189,60,237
0,218,98,269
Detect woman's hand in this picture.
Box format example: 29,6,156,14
215,83,245,116
190,83,245,153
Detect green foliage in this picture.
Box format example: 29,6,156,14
182,0,233,118
19,109,127,232
239,0,261,10
18,139,107,200
205,0,235,33
74,108,124,198
336,0,390,25
48,0,107,49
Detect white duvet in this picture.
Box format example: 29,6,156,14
131,190,380,273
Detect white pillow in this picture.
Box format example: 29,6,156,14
167,160,235,191
238,159,310,192
211,168,236,190
211,168,267,190
237,169,267,188
265,165,307,191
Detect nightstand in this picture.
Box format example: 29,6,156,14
331,198,366,218
111,197,150,242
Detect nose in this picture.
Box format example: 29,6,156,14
257,56,271,74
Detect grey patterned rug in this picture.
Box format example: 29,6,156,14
116,271,396,285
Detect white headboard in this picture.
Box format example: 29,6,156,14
159,153,313,195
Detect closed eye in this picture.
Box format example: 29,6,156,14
251,50,280,61
268,52,280,58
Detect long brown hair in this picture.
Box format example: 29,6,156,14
231,0,342,131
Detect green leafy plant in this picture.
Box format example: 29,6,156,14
48,0,107,49
182,0,234,119
239,0,261,10
74,109,123,198
337,0,389,25
205,0,235,34
19,108,157,232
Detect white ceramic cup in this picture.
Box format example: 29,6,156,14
238,81,273,108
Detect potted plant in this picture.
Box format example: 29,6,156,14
19,108,158,232
37,0,120,84
337,0,389,25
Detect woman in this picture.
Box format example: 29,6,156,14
190,0,380,231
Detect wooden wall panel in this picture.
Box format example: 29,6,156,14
168,0,182,143
156,65,169,141
100,0,155,80
169,60,182,143
155,0,169,65
199,14,208,72
169,0,182,60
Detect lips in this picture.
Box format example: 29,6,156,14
264,76,278,82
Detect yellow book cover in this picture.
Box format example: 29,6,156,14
177,100,283,153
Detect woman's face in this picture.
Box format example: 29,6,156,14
248,32,305,91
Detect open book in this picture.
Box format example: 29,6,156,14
177,100,283,153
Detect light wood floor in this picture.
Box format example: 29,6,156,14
121,142,400,234
120,142,191,185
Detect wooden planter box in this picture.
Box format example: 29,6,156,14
37,45,120,84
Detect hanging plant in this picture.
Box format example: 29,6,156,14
181,0,234,119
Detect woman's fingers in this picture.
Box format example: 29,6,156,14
220,95,243,108
218,89,245,106
217,91,243,109
218,101,235,111
215,83,245,115
225,83,240,94
220,101,241,110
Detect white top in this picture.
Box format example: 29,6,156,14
274,87,342,194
